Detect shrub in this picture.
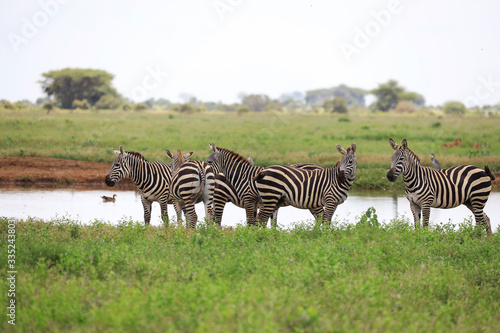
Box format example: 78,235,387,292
2,100,16,109
72,99,90,110
237,105,249,115
134,103,148,111
323,97,348,113
394,100,418,113
443,101,466,115
42,101,54,114
95,95,121,110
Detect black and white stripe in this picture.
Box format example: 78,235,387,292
168,149,215,229
206,144,264,226
254,144,357,226
387,138,495,234
104,145,191,225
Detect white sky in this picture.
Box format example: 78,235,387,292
1,0,500,106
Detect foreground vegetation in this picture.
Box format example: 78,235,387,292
1,215,499,332
1,109,499,190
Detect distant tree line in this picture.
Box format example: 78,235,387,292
1,68,499,115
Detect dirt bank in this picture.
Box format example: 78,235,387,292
0,157,498,190
0,157,133,188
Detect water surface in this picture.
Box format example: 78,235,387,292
2,186,498,231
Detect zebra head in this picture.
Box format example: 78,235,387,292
336,143,357,183
105,146,130,187
387,138,408,182
205,143,223,174
166,149,193,175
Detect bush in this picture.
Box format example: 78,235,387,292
42,101,54,114
237,105,249,115
72,99,90,110
323,97,348,113
134,103,148,111
2,100,16,110
172,103,200,113
443,101,466,115
394,100,418,113
122,103,132,111
95,95,121,110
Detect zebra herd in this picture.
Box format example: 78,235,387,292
104,138,495,235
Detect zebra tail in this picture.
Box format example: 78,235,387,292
252,171,267,182
187,165,206,204
485,165,496,181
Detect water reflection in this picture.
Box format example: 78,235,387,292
1,186,498,232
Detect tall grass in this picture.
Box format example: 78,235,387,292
1,215,499,332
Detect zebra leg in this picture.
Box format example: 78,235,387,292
183,203,198,229
310,207,325,224
464,201,492,235
323,204,337,225
255,201,277,227
173,200,184,226
271,208,279,228
140,195,152,226
421,205,431,228
159,198,170,226
245,201,260,226
409,201,422,229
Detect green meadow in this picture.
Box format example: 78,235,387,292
1,216,499,332
1,109,499,189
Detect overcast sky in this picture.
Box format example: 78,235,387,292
2,0,500,106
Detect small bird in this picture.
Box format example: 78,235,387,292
429,154,441,169
101,194,117,202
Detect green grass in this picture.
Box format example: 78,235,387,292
1,109,500,189
1,215,499,332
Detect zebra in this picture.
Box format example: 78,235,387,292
104,145,192,225
166,148,215,229
206,144,325,227
387,138,495,234
254,143,357,226
206,144,264,226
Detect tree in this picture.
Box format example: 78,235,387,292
242,94,271,112
323,97,348,113
42,101,54,115
39,68,120,109
305,84,367,107
443,101,466,115
371,80,425,112
370,80,403,111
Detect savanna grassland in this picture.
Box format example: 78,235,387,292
1,109,500,332
1,217,499,332
1,108,500,189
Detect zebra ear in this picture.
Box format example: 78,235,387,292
350,143,356,153
209,143,218,153
401,139,408,150
389,138,398,150
119,145,125,155
166,149,174,159
114,149,120,156
336,144,346,155
177,149,183,164
183,151,194,160
247,156,254,165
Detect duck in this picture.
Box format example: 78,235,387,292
101,194,117,202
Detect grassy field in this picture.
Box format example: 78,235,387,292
1,215,499,332
1,109,500,189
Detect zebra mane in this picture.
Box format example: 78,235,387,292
126,151,149,161
406,148,421,164
217,147,252,165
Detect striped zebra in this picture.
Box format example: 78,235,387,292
206,144,325,227
104,146,192,225
387,138,495,234
254,143,357,226
206,144,263,226
166,148,215,228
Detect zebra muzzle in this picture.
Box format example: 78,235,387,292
386,168,398,182
105,174,115,187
